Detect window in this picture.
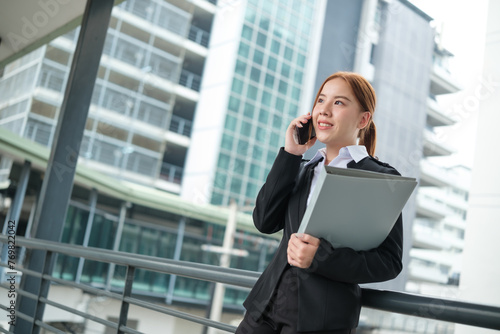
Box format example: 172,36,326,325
242,25,253,40
235,59,247,75
241,120,252,137
244,102,255,119
267,56,278,72
232,77,244,94
370,43,377,65
256,32,267,48
224,114,237,132
221,133,234,150
250,66,261,82
238,43,250,57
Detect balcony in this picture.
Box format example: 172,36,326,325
416,192,448,220
422,129,454,157
430,63,461,95
159,162,184,185
103,29,182,83
189,25,211,48
408,260,449,284
412,219,448,250
427,96,457,127
419,159,454,188
169,114,193,137
179,69,202,92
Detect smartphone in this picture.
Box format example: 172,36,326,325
293,119,316,145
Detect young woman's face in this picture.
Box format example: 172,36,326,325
312,78,370,148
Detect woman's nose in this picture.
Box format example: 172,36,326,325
319,109,330,116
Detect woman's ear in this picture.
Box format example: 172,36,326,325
358,112,371,129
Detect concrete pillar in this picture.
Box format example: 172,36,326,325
456,0,500,333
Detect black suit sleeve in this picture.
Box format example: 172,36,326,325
305,213,403,284
252,148,303,234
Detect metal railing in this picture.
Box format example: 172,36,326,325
1,235,500,333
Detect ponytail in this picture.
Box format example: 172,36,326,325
359,120,377,157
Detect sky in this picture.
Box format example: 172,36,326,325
409,0,490,168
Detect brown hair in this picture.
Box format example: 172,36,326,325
312,71,377,156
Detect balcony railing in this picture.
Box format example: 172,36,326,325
169,114,192,137
179,69,202,92
1,235,500,334
188,26,210,47
159,162,183,184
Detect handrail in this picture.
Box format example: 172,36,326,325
2,235,500,332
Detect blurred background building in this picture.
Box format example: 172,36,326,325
0,0,478,333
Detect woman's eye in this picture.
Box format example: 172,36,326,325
334,100,343,105
318,98,324,103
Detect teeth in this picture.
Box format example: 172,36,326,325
319,123,332,127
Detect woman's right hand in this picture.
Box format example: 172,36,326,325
284,113,317,156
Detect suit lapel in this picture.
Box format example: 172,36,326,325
292,158,323,232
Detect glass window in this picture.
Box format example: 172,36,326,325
275,97,285,111
291,86,301,99
258,108,269,124
297,53,306,67
246,182,258,199
234,158,245,173
269,132,280,147
273,114,282,129
253,49,264,65
218,153,230,169
247,84,258,100
225,114,237,132
232,77,244,94
294,70,303,84
241,120,252,137
262,91,272,106
264,74,274,88
267,149,277,164
245,7,256,23
298,37,308,51
271,39,280,55
256,127,268,144
244,102,255,119
262,1,273,14
267,56,277,72
230,177,242,194
242,25,253,41
237,139,249,156
250,67,261,82
252,145,263,161
221,133,234,151
235,59,247,75
214,171,227,191
256,32,267,48
284,46,294,60
289,103,299,117
259,17,270,30
281,63,290,78
211,191,223,205
228,96,240,112
238,43,250,58
249,163,260,179
278,80,288,95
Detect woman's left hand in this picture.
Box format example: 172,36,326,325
287,233,320,268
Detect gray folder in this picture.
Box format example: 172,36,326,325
297,166,417,251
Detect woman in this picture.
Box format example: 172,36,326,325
235,72,404,334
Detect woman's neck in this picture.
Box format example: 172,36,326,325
324,142,356,165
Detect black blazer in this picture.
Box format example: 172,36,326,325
243,148,403,332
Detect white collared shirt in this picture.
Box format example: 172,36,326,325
305,145,369,206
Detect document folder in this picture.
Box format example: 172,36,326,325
297,166,417,251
